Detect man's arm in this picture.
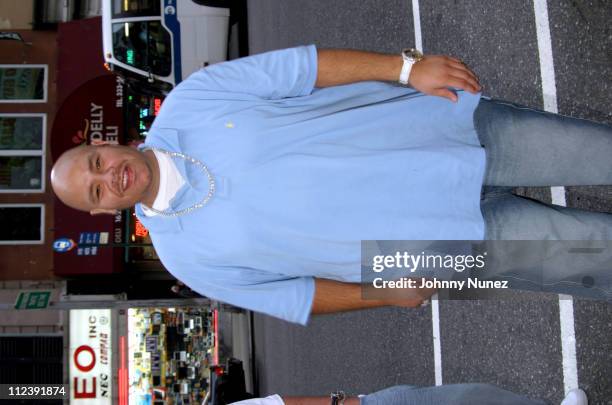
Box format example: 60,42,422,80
315,49,481,102
311,278,433,315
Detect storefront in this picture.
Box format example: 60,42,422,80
69,309,117,405
127,307,218,405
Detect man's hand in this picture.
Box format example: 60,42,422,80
409,55,481,102
382,284,437,308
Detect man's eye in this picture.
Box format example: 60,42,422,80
96,185,101,200
96,157,101,170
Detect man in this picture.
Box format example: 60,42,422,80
52,46,612,324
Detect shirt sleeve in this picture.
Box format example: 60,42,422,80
230,395,285,405
173,265,315,326
174,45,318,99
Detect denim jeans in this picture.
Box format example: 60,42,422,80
360,383,546,405
474,98,612,299
475,97,612,241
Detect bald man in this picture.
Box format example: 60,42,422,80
52,46,612,323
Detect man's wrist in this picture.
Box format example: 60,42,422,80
399,48,424,85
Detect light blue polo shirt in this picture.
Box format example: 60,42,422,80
136,45,486,324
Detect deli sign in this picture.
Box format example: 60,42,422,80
70,309,113,404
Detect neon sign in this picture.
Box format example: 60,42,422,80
126,49,134,65
134,219,149,238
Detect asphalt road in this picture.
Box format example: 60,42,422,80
246,1,612,404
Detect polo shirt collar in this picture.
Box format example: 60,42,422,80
135,127,188,233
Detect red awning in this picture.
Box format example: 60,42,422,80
56,17,109,106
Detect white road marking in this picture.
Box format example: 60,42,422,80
551,186,567,206
559,295,578,393
412,0,423,51
431,294,443,385
411,0,441,385
533,0,558,114
533,0,578,394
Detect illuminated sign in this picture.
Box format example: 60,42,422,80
154,98,162,116
126,49,134,65
53,238,76,252
70,309,113,405
135,219,149,237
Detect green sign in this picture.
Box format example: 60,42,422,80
14,291,52,310
127,49,135,65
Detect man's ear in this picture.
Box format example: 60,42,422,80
91,139,110,146
90,208,119,216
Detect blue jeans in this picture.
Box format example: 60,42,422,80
360,383,546,405
475,99,612,241
474,99,612,299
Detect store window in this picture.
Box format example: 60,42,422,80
127,209,159,261
0,204,45,244
128,307,217,404
112,0,160,18
124,89,165,141
0,114,46,192
112,21,172,77
121,89,164,263
0,65,47,102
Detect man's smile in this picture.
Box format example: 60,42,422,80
121,164,133,193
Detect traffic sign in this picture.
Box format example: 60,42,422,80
14,291,52,310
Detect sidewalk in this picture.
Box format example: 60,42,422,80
218,310,255,394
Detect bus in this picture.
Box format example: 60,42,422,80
102,0,231,92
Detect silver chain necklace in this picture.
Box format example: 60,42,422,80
141,147,215,217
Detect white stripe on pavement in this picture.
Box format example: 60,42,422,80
551,186,567,206
559,295,578,393
411,0,441,385
431,294,443,386
533,0,578,395
533,0,558,114
411,0,423,51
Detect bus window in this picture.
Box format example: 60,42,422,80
112,21,172,77
112,0,160,18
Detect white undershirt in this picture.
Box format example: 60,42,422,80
230,395,284,405
142,149,186,216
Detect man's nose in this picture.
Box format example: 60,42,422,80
94,166,118,192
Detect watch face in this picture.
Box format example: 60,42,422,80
402,48,423,61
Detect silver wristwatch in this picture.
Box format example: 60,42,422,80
399,48,424,85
